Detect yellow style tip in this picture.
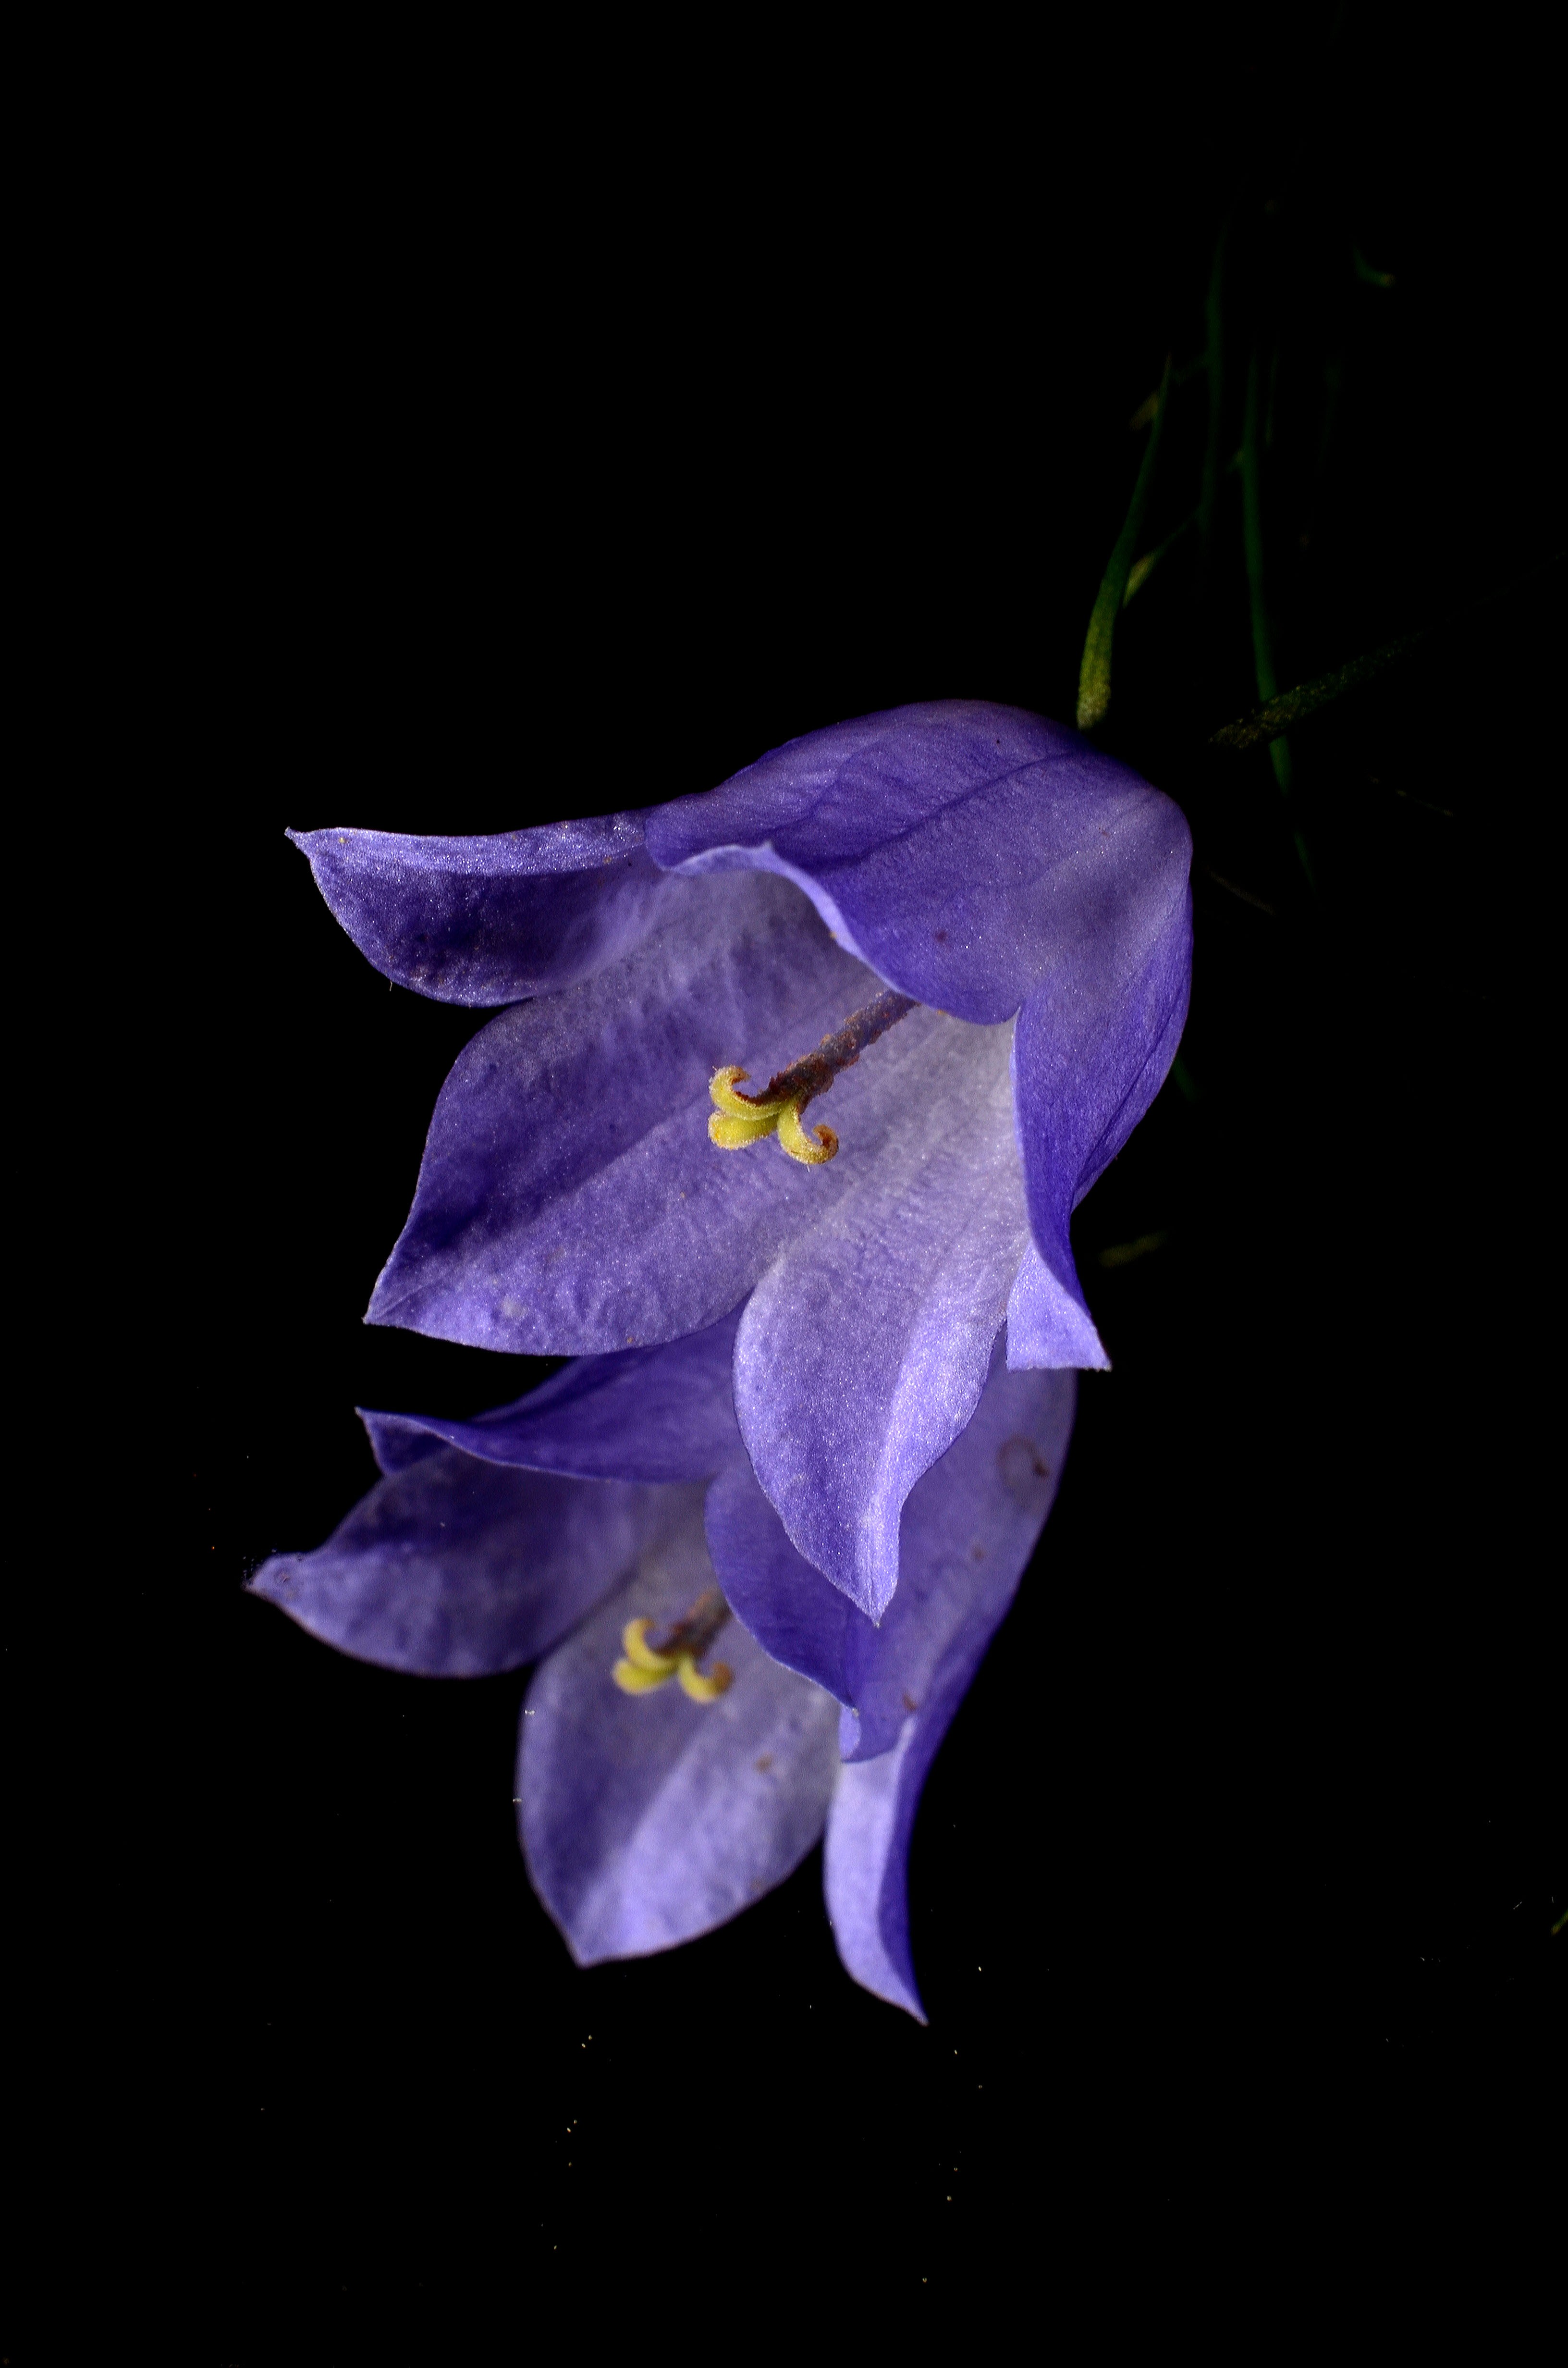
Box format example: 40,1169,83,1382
709,1064,836,1162
612,1657,673,1694
621,1616,678,1674
777,1105,837,1164
677,1658,733,1702
709,1067,787,1120
709,1110,778,1148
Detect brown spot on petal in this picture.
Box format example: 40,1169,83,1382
999,1436,1053,1505
902,1691,919,1712
754,1755,774,1773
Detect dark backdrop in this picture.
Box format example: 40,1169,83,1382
95,32,1560,2360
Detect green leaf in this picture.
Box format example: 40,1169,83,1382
1211,633,1425,751
1096,1231,1169,1270
1123,511,1196,607
1212,546,1567,756
1239,344,1311,863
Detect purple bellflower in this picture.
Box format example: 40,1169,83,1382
253,1321,1073,2015
251,701,1191,2015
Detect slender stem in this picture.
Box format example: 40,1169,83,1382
1077,353,1173,731
1240,344,1293,798
1211,550,1567,753
1197,223,1228,580
1124,511,1196,607
750,987,917,1110
653,1590,731,1663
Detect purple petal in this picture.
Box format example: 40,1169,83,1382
645,701,1191,1026
289,813,692,1005
823,1716,931,2019
709,1344,1074,1746
823,1359,1076,2018
1005,1241,1109,1371
367,871,963,1357
1008,884,1191,1370
703,1454,856,1700
362,1310,743,1485
732,1010,1030,1618
519,1495,839,1963
247,1445,675,1676
839,1357,1076,1759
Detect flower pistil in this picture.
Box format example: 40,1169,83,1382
612,1587,735,1702
708,987,918,1165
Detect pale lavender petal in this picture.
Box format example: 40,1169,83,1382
703,1454,856,1700
824,1721,930,2018
645,701,1191,1026
823,1357,1074,2019
733,1010,1030,1619
839,1358,1076,1759
709,1347,1074,1749
1008,885,1191,1369
289,814,693,1004
1005,1241,1109,1371
247,1446,672,1677
367,871,972,1357
362,1310,743,1486
519,1496,839,1964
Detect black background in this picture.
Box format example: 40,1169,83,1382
74,22,1562,2362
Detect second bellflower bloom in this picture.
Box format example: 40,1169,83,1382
250,1314,1076,2018
292,701,1191,1625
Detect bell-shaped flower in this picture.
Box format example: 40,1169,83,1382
291,700,1191,1625
250,1317,1075,2017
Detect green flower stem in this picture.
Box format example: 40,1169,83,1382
1123,512,1196,607
1240,345,1293,797
1197,224,1227,576
1077,354,1173,731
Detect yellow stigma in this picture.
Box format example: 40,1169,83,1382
618,1616,678,1674
707,988,917,1167
675,1660,732,1701
611,1596,733,1702
708,1068,837,1164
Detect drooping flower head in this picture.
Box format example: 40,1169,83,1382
251,701,1191,2013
